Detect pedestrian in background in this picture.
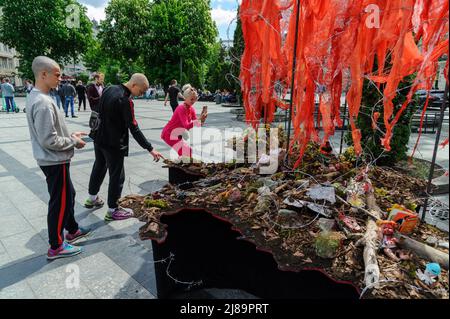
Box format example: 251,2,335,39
76,80,87,111
62,81,77,118
87,73,105,112
164,79,184,112
0,78,16,113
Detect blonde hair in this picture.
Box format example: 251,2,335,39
182,83,197,100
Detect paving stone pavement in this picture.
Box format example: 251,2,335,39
0,97,447,299
0,98,252,299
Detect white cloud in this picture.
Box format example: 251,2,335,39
83,3,106,21
211,6,237,27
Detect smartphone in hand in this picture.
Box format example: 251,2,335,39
81,136,93,143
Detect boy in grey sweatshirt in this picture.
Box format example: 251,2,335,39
26,56,90,260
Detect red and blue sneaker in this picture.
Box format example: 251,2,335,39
65,227,92,244
47,242,82,260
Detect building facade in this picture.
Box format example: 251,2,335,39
0,42,22,86
61,19,100,79
62,60,88,77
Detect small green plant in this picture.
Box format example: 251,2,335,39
144,199,169,209
341,146,357,163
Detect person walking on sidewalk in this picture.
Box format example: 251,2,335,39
62,81,77,118
50,86,62,109
26,56,90,260
25,79,34,94
0,78,5,111
85,73,164,221
76,80,87,111
0,78,16,113
58,82,65,109
164,79,184,112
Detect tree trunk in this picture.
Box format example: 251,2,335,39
394,233,449,270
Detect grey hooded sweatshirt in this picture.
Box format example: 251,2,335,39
26,88,77,166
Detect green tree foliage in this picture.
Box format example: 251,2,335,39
84,0,149,85
205,5,244,94
143,0,217,87
98,0,151,65
0,0,93,80
76,73,90,84
346,75,418,166
83,40,105,72
96,0,217,88
229,5,244,95
206,41,232,92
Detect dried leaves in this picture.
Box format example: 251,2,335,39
119,158,448,299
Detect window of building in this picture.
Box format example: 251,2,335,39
0,57,7,69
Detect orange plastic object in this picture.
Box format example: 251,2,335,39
387,204,419,234
240,0,449,167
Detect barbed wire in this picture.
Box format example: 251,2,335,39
164,252,204,288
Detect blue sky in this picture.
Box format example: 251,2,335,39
78,0,239,40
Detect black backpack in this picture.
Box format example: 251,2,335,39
88,109,101,141
88,86,110,139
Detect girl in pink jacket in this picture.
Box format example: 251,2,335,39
161,84,207,157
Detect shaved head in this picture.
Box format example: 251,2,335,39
129,73,149,87
32,56,60,77
125,73,150,97
32,56,61,92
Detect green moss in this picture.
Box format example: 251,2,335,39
405,202,418,211
314,232,344,259
342,146,357,163
375,187,389,197
144,199,169,209
245,180,264,196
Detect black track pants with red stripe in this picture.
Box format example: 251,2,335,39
41,163,79,249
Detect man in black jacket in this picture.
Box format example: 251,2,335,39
85,73,164,221
76,80,87,111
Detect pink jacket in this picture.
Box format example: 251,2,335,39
161,103,200,142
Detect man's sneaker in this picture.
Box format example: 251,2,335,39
65,227,92,244
84,196,105,209
47,242,82,260
72,115,78,118
105,207,134,221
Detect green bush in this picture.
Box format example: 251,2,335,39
346,75,418,166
